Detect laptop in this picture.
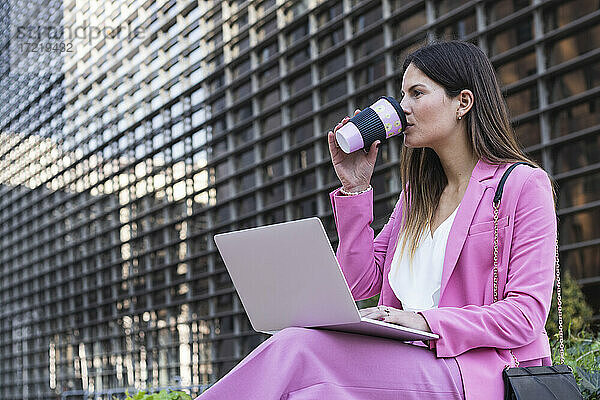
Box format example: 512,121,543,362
213,216,439,343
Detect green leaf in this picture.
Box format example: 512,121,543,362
550,328,600,398
134,391,147,400
576,367,597,392
170,391,192,400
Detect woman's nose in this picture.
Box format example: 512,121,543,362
399,98,409,114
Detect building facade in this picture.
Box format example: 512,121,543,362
0,0,598,398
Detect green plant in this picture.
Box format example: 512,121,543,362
546,269,594,339
118,389,193,400
551,328,600,399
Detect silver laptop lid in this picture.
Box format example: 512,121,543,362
213,217,361,332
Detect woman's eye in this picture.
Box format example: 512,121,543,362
400,90,422,98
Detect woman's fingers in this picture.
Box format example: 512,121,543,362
334,117,349,133
327,131,335,149
328,131,339,149
334,114,354,132
360,306,379,313
359,308,428,330
359,306,388,319
335,110,359,131
362,312,386,320
368,140,380,163
330,110,360,150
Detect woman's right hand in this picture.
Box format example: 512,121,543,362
327,109,381,192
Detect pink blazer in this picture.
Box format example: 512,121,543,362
329,158,556,400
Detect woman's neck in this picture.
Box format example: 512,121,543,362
439,154,479,191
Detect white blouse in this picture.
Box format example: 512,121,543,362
387,206,459,312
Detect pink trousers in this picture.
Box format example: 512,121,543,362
196,327,465,399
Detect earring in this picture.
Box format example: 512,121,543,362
457,115,462,120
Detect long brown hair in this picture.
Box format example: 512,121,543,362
396,40,557,271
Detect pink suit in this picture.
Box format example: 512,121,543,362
331,158,555,399
197,158,555,399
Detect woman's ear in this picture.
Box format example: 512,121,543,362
457,89,474,116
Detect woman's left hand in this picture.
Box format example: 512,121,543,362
359,306,432,333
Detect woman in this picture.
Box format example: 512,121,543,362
197,41,557,399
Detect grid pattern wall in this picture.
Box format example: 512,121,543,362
0,0,599,398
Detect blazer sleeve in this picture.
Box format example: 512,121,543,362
418,168,557,358
329,187,402,301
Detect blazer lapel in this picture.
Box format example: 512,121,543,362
438,158,500,303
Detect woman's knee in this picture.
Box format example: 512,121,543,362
270,327,327,352
272,326,318,342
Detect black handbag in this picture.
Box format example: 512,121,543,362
492,162,583,400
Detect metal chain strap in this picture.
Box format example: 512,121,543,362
555,237,565,365
492,201,565,368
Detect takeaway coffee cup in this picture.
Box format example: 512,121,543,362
335,96,407,153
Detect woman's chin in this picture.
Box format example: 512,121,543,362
403,136,415,148
402,132,427,148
